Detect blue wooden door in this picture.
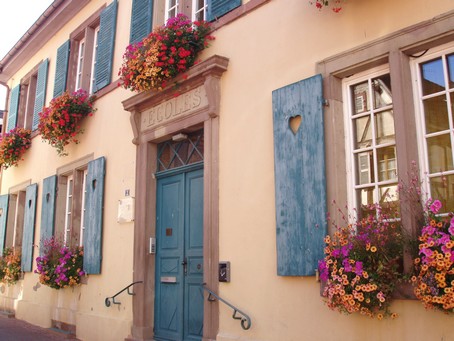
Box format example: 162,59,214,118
155,168,204,341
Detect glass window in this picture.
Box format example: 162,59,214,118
414,46,454,213
192,0,206,21
75,39,85,90
345,68,398,217
89,27,100,94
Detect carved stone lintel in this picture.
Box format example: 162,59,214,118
122,55,229,141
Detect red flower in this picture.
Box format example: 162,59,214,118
38,90,96,156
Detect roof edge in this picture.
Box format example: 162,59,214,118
0,0,90,84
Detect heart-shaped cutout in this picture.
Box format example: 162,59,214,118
289,115,302,135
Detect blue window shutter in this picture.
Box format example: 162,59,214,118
33,59,49,131
207,0,241,22
94,0,117,92
83,157,106,274
0,195,9,256
130,0,153,44
272,74,327,276
53,40,70,98
40,175,57,251
21,183,38,272
6,85,20,132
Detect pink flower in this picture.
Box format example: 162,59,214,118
449,217,454,235
429,199,442,214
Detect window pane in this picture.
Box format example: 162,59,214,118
430,174,454,213
356,187,375,217
421,58,445,95
448,54,454,89
372,74,392,109
355,152,373,185
353,116,372,149
423,95,450,133
377,146,397,182
375,110,395,145
379,184,400,217
427,133,453,173
451,92,454,124
352,81,370,114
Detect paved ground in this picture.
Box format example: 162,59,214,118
0,314,79,340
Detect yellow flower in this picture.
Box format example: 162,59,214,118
370,246,377,253
377,313,383,320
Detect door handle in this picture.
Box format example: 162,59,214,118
182,257,188,275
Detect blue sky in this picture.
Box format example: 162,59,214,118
0,0,54,110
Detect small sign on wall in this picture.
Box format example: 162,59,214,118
118,197,135,223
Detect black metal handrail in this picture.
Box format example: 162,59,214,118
105,281,143,307
202,284,251,330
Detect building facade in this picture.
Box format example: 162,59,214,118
0,0,453,340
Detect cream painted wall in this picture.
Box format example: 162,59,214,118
1,0,454,340
206,0,454,340
1,1,137,340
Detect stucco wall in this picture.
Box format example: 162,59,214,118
0,0,453,340
1,1,136,340
208,0,454,340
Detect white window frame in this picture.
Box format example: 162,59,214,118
165,0,179,21
192,0,207,21
64,174,74,245
79,169,88,247
411,42,454,207
75,38,86,90
343,64,398,214
89,27,100,94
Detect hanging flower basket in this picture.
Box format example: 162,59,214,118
310,0,343,12
319,204,405,319
0,247,22,285
38,89,95,156
118,13,214,92
35,238,86,289
412,199,454,312
0,127,32,169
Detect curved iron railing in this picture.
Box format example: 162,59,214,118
105,281,143,307
202,284,251,330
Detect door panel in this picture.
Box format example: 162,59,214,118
155,175,184,340
155,168,203,341
184,170,204,340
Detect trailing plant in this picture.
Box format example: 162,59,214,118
310,0,343,13
0,247,22,285
412,199,454,312
0,127,32,169
119,13,214,92
35,238,85,289
38,89,95,156
319,203,405,319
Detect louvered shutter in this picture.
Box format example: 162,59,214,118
272,74,327,276
40,175,57,252
130,0,153,44
6,85,20,132
33,59,49,130
21,183,38,272
94,0,117,92
53,40,70,98
207,0,241,22
0,195,9,256
83,157,106,274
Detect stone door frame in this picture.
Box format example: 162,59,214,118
122,55,229,341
